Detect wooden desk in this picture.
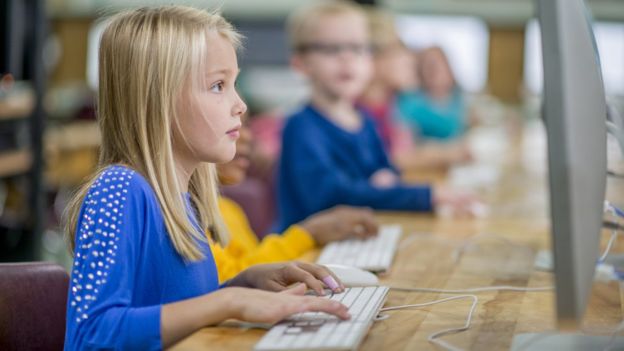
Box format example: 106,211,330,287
172,123,623,350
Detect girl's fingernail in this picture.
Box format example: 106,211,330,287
322,276,339,290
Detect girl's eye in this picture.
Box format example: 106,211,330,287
210,82,224,93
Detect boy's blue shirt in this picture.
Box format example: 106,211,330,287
64,165,219,350
274,103,433,232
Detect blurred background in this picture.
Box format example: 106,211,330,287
0,0,623,268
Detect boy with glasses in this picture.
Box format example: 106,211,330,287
274,1,477,232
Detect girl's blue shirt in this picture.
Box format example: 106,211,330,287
64,165,219,350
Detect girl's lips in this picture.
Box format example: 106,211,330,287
226,125,241,138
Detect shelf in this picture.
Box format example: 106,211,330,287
46,121,100,151
45,121,100,187
0,91,35,121
0,150,32,178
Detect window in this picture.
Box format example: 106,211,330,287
524,19,624,96
395,15,490,92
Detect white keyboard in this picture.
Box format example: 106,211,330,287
317,225,402,272
254,286,389,351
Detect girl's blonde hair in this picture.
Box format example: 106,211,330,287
65,6,242,261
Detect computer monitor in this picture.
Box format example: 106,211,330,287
538,0,607,330
510,1,623,348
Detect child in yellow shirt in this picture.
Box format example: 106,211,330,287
212,124,379,282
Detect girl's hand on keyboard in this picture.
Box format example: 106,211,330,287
300,206,378,245
228,261,345,295
226,284,351,324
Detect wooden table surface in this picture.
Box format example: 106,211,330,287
171,122,623,350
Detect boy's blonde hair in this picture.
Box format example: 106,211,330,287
65,6,241,261
287,0,367,51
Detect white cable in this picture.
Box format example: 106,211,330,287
600,205,620,262
600,231,619,262
374,314,390,322
379,286,551,351
391,229,616,350
389,285,553,294
380,294,478,351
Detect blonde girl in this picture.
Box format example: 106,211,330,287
64,6,347,350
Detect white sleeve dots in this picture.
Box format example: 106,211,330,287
69,167,135,324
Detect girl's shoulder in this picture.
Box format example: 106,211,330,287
92,164,148,189
84,164,155,207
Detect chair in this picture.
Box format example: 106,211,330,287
0,262,69,351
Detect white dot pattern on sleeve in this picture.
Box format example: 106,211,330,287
70,168,135,323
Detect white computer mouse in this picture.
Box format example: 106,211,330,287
324,264,379,287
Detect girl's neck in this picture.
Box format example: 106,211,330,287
173,151,198,193
311,90,361,132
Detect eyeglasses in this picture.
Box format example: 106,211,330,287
296,42,373,56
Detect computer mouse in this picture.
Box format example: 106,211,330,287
324,264,379,287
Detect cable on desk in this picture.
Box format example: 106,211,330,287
602,201,624,262
380,294,478,351
379,285,553,351
382,202,624,351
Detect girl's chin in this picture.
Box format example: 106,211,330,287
204,151,237,164
220,146,238,162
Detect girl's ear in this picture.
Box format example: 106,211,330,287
290,54,309,78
